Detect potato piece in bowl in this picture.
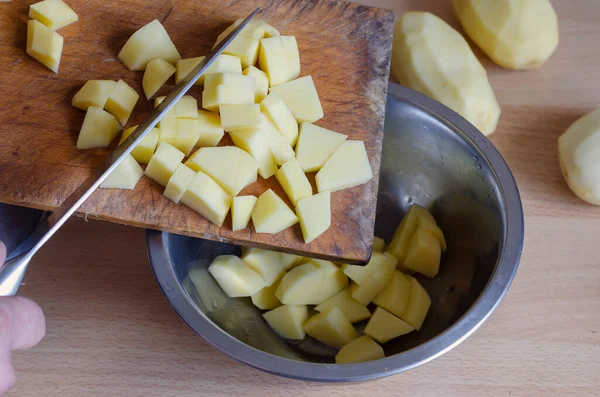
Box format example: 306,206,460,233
335,335,384,364
208,255,266,297
263,305,308,340
302,307,358,349
364,307,415,343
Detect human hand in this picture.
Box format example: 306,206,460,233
0,242,45,395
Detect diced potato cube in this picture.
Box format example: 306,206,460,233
26,20,63,73
260,92,298,146
296,191,331,244
401,275,431,330
307,259,338,270
176,55,242,85
118,125,160,164
270,76,323,123
204,72,254,91
144,142,185,187
373,236,385,253
335,335,384,364
386,204,446,267
229,128,278,179
316,140,373,192
158,118,178,147
302,307,358,349
72,80,116,111
202,84,254,112
372,270,410,318
275,159,312,206
222,35,260,68
295,123,347,172
232,195,257,231
76,106,121,149
219,104,261,132
255,113,295,165
453,0,559,70
99,154,143,190
404,229,441,278
29,0,78,30
185,146,258,196
263,305,308,340
243,66,269,102
174,119,201,156
348,252,397,305
142,58,176,99
365,307,414,343
279,253,303,270
196,110,224,148
164,163,196,204
558,108,600,205
264,24,280,38
208,255,266,297
118,19,181,71
252,189,298,234
241,247,286,286
180,171,232,226
104,79,139,126
392,12,500,136
276,262,348,305
252,277,283,310
155,95,198,120
314,287,371,324
258,36,300,86
214,19,275,45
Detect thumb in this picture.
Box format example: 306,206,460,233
0,296,45,351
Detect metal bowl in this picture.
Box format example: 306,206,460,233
146,83,524,382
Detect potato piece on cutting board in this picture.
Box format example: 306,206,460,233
302,307,358,349
99,155,143,190
143,58,176,99
180,171,232,227
176,55,242,85
263,305,308,340
118,125,159,164
258,36,300,86
104,80,139,126
29,0,78,30
260,92,298,146
118,19,181,71
296,191,331,244
144,142,185,187
229,128,278,179
269,76,323,123
231,195,257,231
335,335,384,364
252,189,298,234
164,163,196,204
202,84,255,112
453,0,559,70
196,110,224,148
244,66,269,102
219,104,261,132
275,159,312,206
26,20,63,73
208,255,266,297
72,80,116,111
76,106,121,149
315,140,373,193
295,123,347,173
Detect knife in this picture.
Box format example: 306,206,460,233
0,7,261,296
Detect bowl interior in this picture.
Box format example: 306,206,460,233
155,85,506,365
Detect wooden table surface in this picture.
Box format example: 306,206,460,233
8,0,600,396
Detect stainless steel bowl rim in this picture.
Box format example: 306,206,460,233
146,84,524,382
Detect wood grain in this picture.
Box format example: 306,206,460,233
0,0,394,264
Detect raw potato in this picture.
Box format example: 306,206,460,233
315,140,373,193
365,307,415,343
453,0,559,70
222,35,260,69
144,142,185,187
275,159,312,206
176,55,242,85
302,307,358,349
252,189,299,234
118,19,181,71
241,248,286,286
296,191,331,244
252,277,283,310
164,163,197,204
335,335,384,364
202,84,255,112
174,119,201,156
155,96,198,119
214,19,275,45
29,0,79,30
248,113,295,166
158,118,177,146
558,108,600,205
196,110,225,147
99,154,144,190
270,76,324,124
372,270,410,318
314,287,371,324
262,305,308,340
260,92,299,146
76,106,121,149
258,36,300,86
279,253,303,270
231,195,257,231
208,255,266,297
204,73,254,91
180,171,232,226
276,262,348,305
219,104,261,132
118,125,160,164
346,252,397,305
295,123,347,172
401,275,431,331
142,58,176,99
72,80,116,111
373,236,385,253
186,146,258,196
392,11,501,136
404,229,442,278
26,20,64,73
104,79,140,126
229,128,278,179
243,66,269,102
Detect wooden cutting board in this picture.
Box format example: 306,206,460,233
0,0,394,263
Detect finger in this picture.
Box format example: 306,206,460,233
0,296,45,351
0,349,15,396
0,241,5,264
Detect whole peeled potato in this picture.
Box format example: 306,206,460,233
453,0,559,70
558,108,600,205
391,12,501,136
